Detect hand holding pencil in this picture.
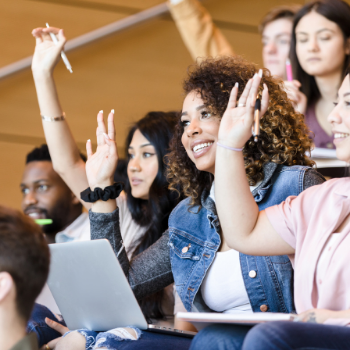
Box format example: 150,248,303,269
218,69,269,150
31,26,70,76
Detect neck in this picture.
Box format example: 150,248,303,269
0,310,26,350
314,70,342,103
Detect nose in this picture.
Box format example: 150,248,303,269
307,36,318,52
265,41,277,55
328,103,342,125
128,156,141,172
23,189,38,207
186,118,202,137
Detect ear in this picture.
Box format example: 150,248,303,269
345,37,350,55
0,272,14,302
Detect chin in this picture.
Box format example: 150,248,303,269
335,148,350,163
131,188,149,200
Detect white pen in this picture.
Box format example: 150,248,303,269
46,23,73,73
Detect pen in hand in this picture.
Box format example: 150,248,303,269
253,97,261,143
46,23,73,73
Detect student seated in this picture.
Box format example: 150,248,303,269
287,0,350,148
0,205,50,350
30,26,182,347
21,144,89,243
53,56,325,350
168,0,300,79
202,61,350,349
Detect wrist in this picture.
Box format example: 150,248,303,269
217,140,245,150
32,69,54,81
90,179,114,191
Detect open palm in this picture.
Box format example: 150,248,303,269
218,71,269,149
86,111,119,190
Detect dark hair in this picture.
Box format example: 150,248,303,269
124,111,179,320
114,158,128,185
290,0,350,104
26,144,87,164
167,56,314,206
259,5,301,34
0,206,50,320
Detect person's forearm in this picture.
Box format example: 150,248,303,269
90,208,173,300
168,0,234,61
32,72,89,205
215,147,259,249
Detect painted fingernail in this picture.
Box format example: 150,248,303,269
235,82,239,88
87,139,91,142
254,73,258,78
111,109,115,114
99,110,103,114
259,69,263,78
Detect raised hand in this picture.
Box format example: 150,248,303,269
31,27,66,75
284,80,307,114
86,110,118,190
218,70,269,149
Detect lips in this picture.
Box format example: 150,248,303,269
24,208,47,220
131,178,143,186
190,140,215,159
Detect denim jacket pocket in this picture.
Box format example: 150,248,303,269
168,230,205,295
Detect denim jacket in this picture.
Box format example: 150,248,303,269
168,163,324,314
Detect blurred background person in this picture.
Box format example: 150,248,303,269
21,144,89,244
288,0,350,149
0,205,50,350
168,0,300,79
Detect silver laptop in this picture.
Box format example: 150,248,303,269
48,239,196,337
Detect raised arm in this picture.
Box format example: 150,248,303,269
85,114,173,299
31,27,89,207
215,72,295,256
168,0,234,60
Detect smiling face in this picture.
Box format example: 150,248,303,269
127,129,159,200
295,11,350,78
262,18,293,78
328,74,350,162
181,91,220,175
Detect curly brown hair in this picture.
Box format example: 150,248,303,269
167,56,315,206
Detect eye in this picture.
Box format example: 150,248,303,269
38,185,48,192
200,111,212,119
320,36,331,41
333,102,338,106
21,187,29,195
180,120,190,128
128,153,135,159
143,152,155,158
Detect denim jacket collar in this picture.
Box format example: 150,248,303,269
201,162,280,214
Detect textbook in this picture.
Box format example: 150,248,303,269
176,312,297,331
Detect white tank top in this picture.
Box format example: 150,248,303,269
200,181,260,314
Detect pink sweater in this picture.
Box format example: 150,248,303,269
266,178,350,325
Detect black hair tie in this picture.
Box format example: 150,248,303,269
80,183,124,203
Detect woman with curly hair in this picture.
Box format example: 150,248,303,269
53,56,325,350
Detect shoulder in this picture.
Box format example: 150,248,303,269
168,196,201,223
303,168,326,189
